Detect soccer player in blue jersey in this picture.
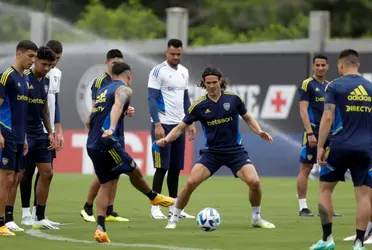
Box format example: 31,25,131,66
310,49,372,250
81,49,134,223
86,62,174,243
0,40,38,235
296,54,341,217
156,67,275,230
23,46,58,230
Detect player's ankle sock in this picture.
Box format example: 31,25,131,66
322,223,332,241
106,205,113,216
36,205,46,221
22,207,31,218
5,206,14,223
299,198,308,211
0,216,5,227
32,206,36,218
170,208,182,222
366,222,372,237
252,206,261,221
355,229,366,246
146,190,158,200
84,202,93,216
97,216,106,232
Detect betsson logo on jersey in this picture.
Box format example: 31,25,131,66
188,84,297,120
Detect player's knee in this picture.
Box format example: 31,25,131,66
186,177,201,191
3,172,15,187
248,178,261,191
40,167,54,182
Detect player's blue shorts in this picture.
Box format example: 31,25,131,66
320,144,372,187
26,134,52,164
300,131,330,165
197,150,252,178
87,147,137,184
0,142,24,172
151,123,185,170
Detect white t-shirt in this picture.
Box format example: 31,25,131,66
147,61,189,125
43,67,61,133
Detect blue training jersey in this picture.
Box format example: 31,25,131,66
298,77,329,131
183,91,248,153
25,69,49,136
87,80,130,150
325,74,372,150
0,66,29,144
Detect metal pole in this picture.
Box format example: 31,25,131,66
166,7,189,48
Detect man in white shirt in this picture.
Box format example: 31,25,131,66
20,40,64,227
148,39,196,219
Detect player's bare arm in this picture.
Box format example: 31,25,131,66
317,103,335,165
241,112,273,144
85,101,96,129
102,86,132,138
43,98,54,149
299,100,317,148
157,122,189,147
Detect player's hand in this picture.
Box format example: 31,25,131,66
47,133,55,150
0,134,5,150
154,123,165,140
259,131,273,144
85,120,91,130
23,141,28,156
127,106,135,117
56,134,64,151
308,134,317,148
188,124,196,141
102,129,113,139
317,147,326,165
156,138,169,147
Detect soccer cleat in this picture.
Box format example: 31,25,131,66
151,206,167,219
94,229,111,243
0,225,15,236
168,209,195,219
45,216,61,226
252,218,275,229
80,209,96,222
106,212,129,222
364,236,372,244
165,221,177,229
21,215,35,226
6,221,24,232
353,240,366,250
310,237,336,250
300,208,314,217
32,219,60,230
344,235,357,241
317,212,342,217
150,194,174,208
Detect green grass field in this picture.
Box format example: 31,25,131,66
1,174,360,250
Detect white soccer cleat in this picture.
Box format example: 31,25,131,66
151,206,167,219
252,218,276,229
6,221,24,232
364,236,372,244
21,216,35,226
45,217,61,226
165,221,177,229
32,219,60,230
180,210,195,219
344,235,356,241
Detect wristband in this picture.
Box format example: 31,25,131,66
306,132,314,136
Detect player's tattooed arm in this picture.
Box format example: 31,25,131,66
43,98,53,135
109,86,133,131
318,103,335,148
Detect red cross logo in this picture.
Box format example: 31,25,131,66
271,91,286,113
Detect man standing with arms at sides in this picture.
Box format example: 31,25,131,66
20,40,64,227
81,49,134,223
296,54,341,217
0,40,38,235
156,67,275,230
148,39,196,220
24,46,58,230
310,49,372,250
87,62,174,242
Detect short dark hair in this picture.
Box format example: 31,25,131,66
338,49,359,66
37,46,56,62
112,62,131,76
106,49,123,61
167,39,182,48
46,40,63,54
16,40,38,52
313,54,328,64
198,66,228,90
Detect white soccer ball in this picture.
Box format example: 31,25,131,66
196,208,221,232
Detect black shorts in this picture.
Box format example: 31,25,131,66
0,142,24,172
320,145,372,187
87,147,136,184
300,131,330,165
27,134,52,164
197,150,252,178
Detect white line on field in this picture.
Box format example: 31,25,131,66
25,230,221,250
